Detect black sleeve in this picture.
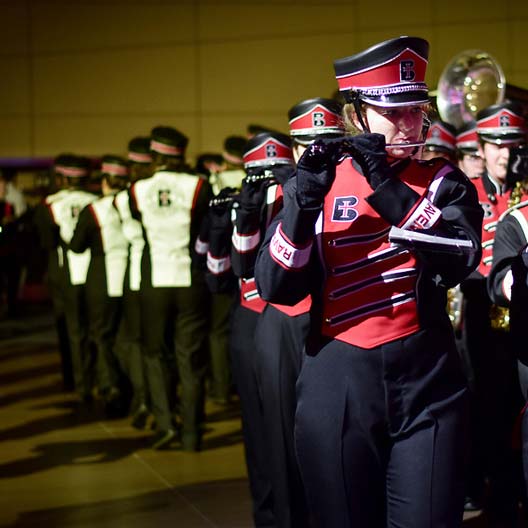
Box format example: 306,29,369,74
69,205,96,253
33,202,59,250
255,178,321,305
487,214,527,306
205,204,237,294
190,179,214,262
369,161,483,287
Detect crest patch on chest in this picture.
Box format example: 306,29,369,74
332,196,359,222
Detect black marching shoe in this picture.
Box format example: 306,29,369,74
151,429,177,450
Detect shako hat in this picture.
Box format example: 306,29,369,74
476,102,526,145
424,120,457,154
101,154,129,178
334,36,430,107
243,132,294,169
288,98,344,144
223,135,247,166
150,126,188,157
456,122,480,153
128,136,152,164
54,154,91,178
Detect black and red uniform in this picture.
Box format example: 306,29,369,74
487,199,528,511
460,171,517,511
256,155,482,526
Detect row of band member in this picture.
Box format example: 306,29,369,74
35,34,528,528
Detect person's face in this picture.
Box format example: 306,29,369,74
421,148,453,162
359,104,425,159
458,152,485,179
293,143,307,163
479,141,522,183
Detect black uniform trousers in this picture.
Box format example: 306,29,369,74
255,305,310,528
85,257,122,395
295,328,469,528
462,278,524,520
63,277,92,399
47,252,73,390
114,273,146,414
208,291,235,402
230,303,275,528
140,268,208,447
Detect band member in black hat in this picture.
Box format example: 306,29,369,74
34,153,76,391
207,135,247,404
486,140,528,523
70,155,130,415
252,98,344,528
255,36,483,526
129,126,212,450
456,121,485,180
114,137,153,428
40,154,98,403
461,102,527,517
422,120,457,162
231,132,295,527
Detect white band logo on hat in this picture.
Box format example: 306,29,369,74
289,103,344,137
243,137,293,168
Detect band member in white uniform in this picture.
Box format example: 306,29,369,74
129,126,212,450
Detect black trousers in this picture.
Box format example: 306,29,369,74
295,329,469,528
140,270,208,443
230,303,275,528
63,280,92,399
47,254,73,389
462,279,524,518
85,258,122,394
115,279,146,414
208,291,235,401
255,305,310,528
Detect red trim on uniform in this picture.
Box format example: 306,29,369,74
191,178,204,214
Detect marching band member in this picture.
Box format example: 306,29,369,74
456,121,485,180
40,154,98,404
255,36,483,526
70,155,130,415
129,126,212,450
421,119,457,162
487,143,528,524
461,102,526,518
114,136,152,428
253,97,345,528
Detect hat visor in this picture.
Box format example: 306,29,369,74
479,133,526,146
359,91,430,107
292,132,345,146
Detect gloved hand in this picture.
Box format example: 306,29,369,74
295,139,345,208
239,178,268,211
340,133,391,190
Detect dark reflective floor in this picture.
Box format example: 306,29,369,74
0,305,252,527
0,303,517,527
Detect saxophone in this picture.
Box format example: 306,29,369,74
489,180,525,331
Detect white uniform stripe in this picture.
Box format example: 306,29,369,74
269,223,312,270
232,228,260,252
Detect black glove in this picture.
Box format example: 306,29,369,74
340,133,391,190
295,139,345,208
239,178,268,211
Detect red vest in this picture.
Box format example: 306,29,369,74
319,159,437,349
472,176,510,276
